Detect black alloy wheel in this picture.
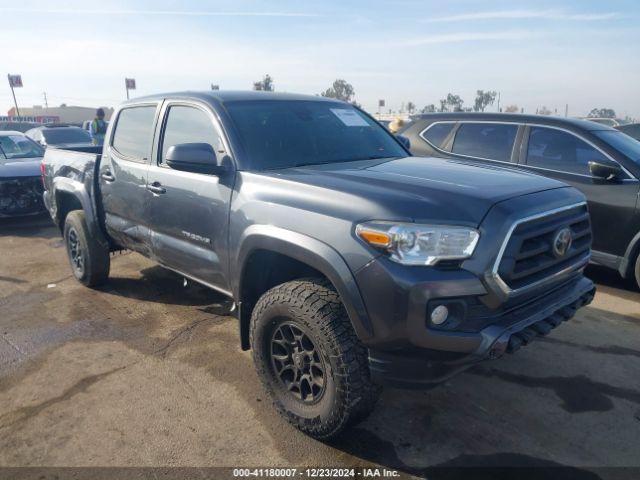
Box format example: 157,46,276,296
270,321,326,404
66,226,85,277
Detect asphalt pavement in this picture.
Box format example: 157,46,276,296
0,215,639,479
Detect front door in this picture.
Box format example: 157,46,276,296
99,103,159,254
145,101,234,292
519,125,640,257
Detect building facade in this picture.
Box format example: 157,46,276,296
5,105,114,125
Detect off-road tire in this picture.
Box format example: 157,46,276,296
250,278,380,439
63,210,110,287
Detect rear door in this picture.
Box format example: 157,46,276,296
518,125,639,257
99,103,159,254
145,100,234,292
447,122,521,165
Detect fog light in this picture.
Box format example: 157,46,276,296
430,305,449,325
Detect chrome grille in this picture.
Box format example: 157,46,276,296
496,203,591,293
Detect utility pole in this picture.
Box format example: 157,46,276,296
496,92,501,112
43,92,49,108
565,104,569,118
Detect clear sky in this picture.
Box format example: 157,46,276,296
1,0,639,119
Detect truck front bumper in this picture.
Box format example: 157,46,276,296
361,268,595,388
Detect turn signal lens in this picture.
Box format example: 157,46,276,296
356,228,391,247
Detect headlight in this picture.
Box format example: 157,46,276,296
356,221,479,266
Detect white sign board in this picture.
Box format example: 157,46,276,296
330,108,369,127
8,74,23,88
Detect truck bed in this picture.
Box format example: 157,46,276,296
42,146,104,230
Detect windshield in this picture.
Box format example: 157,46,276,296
593,130,640,164
42,127,92,145
0,134,45,159
225,100,407,170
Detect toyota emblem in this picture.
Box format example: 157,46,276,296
552,228,573,258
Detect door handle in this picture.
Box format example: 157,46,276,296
101,171,115,182
147,181,166,195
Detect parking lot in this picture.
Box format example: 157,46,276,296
1,215,639,477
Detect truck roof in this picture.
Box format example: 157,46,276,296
124,90,343,106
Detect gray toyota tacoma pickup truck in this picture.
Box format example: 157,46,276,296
42,91,595,439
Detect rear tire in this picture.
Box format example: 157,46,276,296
63,210,110,287
250,278,380,440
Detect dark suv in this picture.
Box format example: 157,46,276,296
401,113,640,289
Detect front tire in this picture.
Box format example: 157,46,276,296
63,210,110,287
250,278,380,439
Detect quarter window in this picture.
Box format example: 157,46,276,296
112,106,157,161
526,127,609,176
421,123,454,149
452,123,518,162
160,105,224,164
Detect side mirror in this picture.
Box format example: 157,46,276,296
165,143,227,175
588,158,622,181
396,134,411,150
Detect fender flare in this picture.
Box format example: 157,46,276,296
51,177,102,240
233,225,374,346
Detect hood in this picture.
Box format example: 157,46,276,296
267,156,567,226
0,156,43,178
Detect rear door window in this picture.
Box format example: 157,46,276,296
526,127,609,176
452,123,518,161
421,123,454,149
112,106,157,161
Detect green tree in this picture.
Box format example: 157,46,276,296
505,104,519,113
406,101,416,114
253,74,274,91
440,93,464,112
421,104,436,113
320,79,356,103
588,108,616,118
537,106,552,115
474,90,497,112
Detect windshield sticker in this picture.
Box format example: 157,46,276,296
330,108,370,127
